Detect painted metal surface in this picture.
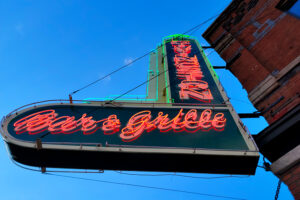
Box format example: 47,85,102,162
4,104,249,150
0,35,259,174
164,38,224,105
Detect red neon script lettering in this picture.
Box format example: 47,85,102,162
120,109,226,142
13,109,120,135
14,109,226,142
171,40,213,102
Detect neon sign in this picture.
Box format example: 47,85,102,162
0,35,259,173
13,108,226,142
171,40,213,102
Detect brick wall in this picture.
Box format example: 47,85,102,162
202,0,300,124
279,163,300,199
257,71,300,123
203,1,300,197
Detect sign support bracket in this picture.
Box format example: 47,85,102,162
69,94,73,104
36,138,42,150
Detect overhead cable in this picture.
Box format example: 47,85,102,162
115,171,250,179
11,150,248,200
45,172,247,200
70,50,155,96
69,12,221,96
11,156,249,180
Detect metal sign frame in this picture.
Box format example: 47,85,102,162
1,101,259,174
163,36,228,106
0,35,259,174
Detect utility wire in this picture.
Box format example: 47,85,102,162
69,12,221,96
205,49,215,57
115,171,250,179
11,157,250,180
274,180,282,200
11,152,248,199
107,67,168,103
70,4,270,97
45,172,246,200
181,13,221,35
70,50,155,96
106,48,194,104
108,46,226,104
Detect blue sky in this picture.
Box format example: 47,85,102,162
0,0,294,199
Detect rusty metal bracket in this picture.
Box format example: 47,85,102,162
36,138,42,150
41,167,46,173
69,94,73,104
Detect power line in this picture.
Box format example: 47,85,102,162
274,180,282,200
101,50,202,103
107,67,168,103
11,156,249,180
205,49,215,57
10,148,248,199
69,12,221,97
45,172,246,200
70,50,155,96
181,13,221,35
107,48,210,104
70,3,271,100
115,171,250,179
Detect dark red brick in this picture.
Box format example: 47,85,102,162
203,0,300,197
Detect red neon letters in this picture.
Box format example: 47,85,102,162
14,110,120,135
120,109,226,142
171,40,213,102
13,109,226,142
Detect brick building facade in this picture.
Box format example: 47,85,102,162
203,0,300,198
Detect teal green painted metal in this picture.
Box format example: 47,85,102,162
7,104,250,150
162,34,197,43
84,50,160,103
163,34,219,81
163,35,220,84
84,96,157,102
145,50,159,100
162,35,226,105
83,34,218,104
146,52,151,97
161,41,170,103
155,47,159,100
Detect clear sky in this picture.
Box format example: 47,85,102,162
0,0,294,199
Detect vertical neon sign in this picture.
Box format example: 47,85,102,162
171,40,213,102
165,37,224,105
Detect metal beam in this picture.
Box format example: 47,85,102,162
201,46,213,49
213,66,227,69
238,112,262,118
